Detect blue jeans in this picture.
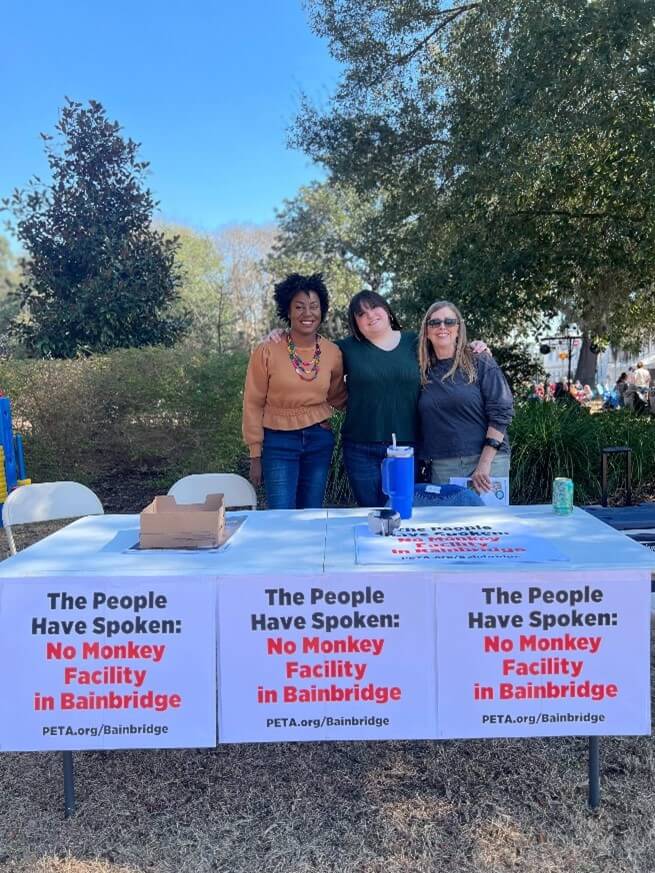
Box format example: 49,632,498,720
262,424,335,509
342,439,416,508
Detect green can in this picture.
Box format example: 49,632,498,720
552,477,574,515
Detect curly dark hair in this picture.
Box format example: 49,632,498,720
273,273,330,324
347,290,402,341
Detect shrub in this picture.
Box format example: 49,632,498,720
325,411,354,507
0,346,249,501
509,401,655,505
2,352,653,511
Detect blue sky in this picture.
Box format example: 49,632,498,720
2,0,341,232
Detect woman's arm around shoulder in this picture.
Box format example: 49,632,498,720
326,341,347,411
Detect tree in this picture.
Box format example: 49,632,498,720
161,224,231,351
213,224,277,348
3,99,187,357
268,180,395,293
0,235,21,356
296,1,655,379
0,235,20,321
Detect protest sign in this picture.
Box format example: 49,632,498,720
435,569,651,737
217,573,436,742
355,520,569,565
0,577,217,750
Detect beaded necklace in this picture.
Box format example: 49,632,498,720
287,331,321,381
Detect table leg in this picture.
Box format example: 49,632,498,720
588,736,600,809
63,751,76,818
600,454,609,507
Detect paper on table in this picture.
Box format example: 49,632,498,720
449,476,509,506
354,521,570,565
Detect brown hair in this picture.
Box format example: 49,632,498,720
347,290,401,341
418,300,476,385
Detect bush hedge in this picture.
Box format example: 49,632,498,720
0,347,249,503
1,350,653,508
509,400,655,505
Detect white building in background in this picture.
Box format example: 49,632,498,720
529,330,655,386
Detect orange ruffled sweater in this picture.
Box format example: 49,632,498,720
242,337,347,458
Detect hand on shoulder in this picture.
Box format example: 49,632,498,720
262,327,285,344
470,340,491,355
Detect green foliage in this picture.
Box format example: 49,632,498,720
0,347,249,492
3,99,187,358
161,225,230,351
297,1,655,351
325,410,354,506
491,344,545,395
509,402,655,505
2,346,653,511
0,235,21,355
267,181,395,322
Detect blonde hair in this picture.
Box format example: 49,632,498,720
418,300,476,385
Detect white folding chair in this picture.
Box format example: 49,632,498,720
167,473,257,510
2,480,104,817
2,481,104,557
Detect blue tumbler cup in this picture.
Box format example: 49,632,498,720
381,445,414,519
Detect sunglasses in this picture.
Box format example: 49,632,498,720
427,317,459,328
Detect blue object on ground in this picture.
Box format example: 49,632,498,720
0,396,18,491
14,434,26,480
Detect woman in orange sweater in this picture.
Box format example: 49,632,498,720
242,273,347,509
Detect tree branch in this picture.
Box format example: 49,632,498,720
368,4,480,86
389,5,479,68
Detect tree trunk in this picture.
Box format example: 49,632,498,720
574,335,598,385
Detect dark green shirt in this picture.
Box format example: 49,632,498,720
337,331,420,443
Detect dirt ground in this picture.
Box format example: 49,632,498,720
1,520,654,873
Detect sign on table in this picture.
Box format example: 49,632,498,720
354,519,569,565
217,573,437,742
0,577,217,750
0,566,648,748
435,569,651,737
449,476,509,507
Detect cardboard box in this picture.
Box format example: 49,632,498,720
139,494,226,549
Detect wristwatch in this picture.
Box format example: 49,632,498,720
484,437,504,450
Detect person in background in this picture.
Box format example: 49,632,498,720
553,381,568,401
634,361,651,398
263,289,489,507
242,273,347,509
528,383,543,402
417,300,513,493
615,372,628,408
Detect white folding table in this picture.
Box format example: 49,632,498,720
0,505,652,816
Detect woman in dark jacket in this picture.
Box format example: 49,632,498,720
417,300,513,494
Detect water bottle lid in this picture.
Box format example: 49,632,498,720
386,445,413,458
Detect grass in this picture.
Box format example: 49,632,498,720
1,523,654,873
2,732,654,873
